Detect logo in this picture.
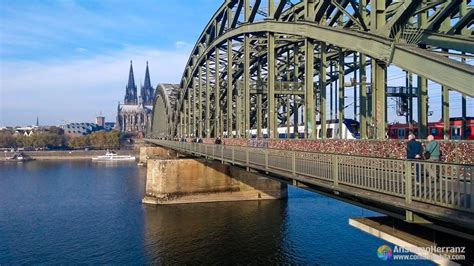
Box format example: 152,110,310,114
377,245,393,261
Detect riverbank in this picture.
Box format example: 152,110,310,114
0,149,138,161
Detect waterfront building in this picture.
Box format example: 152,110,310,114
116,61,154,135
61,122,104,137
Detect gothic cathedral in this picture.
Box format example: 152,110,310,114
116,61,154,136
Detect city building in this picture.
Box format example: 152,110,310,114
96,115,105,127
116,61,154,135
61,123,102,137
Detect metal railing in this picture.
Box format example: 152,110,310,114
148,139,473,213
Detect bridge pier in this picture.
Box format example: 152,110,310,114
139,146,178,165
141,147,287,205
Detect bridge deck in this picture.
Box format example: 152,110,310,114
145,139,474,238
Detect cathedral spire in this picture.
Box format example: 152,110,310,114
141,61,154,105
127,60,135,89
144,61,151,89
124,60,138,105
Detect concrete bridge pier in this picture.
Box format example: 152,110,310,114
141,146,287,205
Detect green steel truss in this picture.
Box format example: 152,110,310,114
153,0,474,140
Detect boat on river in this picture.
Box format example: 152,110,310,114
9,152,33,162
92,151,136,162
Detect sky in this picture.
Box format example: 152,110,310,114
0,0,219,126
0,0,472,127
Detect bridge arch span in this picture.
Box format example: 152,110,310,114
150,84,180,138
152,0,473,140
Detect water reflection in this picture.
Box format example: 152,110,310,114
144,200,289,264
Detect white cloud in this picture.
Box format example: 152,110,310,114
0,46,190,126
175,41,191,50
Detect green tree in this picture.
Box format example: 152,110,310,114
68,136,89,149
0,132,17,148
17,135,33,148
105,131,120,148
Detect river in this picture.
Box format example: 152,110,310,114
0,160,429,264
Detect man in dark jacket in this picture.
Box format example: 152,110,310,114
406,134,423,159
407,133,423,182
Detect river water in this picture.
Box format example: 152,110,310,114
0,161,430,264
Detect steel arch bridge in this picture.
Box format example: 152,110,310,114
151,0,474,140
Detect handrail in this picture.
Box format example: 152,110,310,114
147,139,474,214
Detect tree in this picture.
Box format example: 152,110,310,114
68,136,89,149
0,132,17,148
105,131,120,148
17,135,33,147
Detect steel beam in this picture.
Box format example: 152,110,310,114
236,81,242,138
286,49,291,137
185,94,191,137
227,39,233,138
462,94,467,140
338,48,345,139
371,60,386,139
353,52,357,120
305,38,316,139
320,42,327,139
417,76,428,139
359,53,367,139
215,48,221,137
244,35,251,138
442,85,449,139
206,58,211,138
198,66,203,138
192,79,197,137
184,21,474,98
257,63,263,138
293,44,300,138
268,32,276,138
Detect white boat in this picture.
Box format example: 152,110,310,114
92,151,136,162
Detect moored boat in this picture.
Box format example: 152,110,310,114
92,151,136,162
9,152,33,162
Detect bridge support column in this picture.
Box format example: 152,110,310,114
142,157,287,205
139,146,177,165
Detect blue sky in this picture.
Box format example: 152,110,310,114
0,0,219,126
0,0,471,127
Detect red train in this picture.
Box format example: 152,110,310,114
387,117,474,140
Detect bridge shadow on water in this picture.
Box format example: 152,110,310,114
143,200,289,264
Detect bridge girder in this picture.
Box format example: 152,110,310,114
150,0,473,139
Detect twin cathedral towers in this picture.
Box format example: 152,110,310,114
116,61,155,134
